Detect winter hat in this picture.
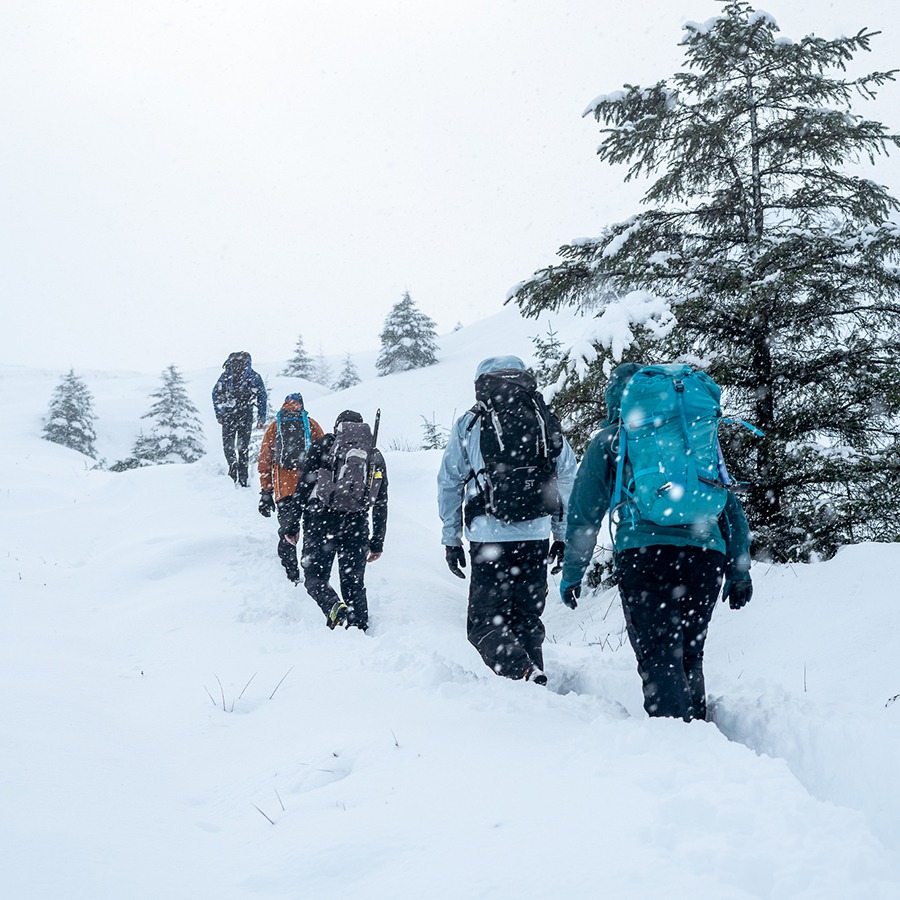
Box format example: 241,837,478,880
335,409,364,430
474,355,527,379
602,362,644,426
283,392,304,409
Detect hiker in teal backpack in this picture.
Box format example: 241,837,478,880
258,394,325,584
560,362,754,721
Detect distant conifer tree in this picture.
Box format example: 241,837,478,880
42,369,98,457
281,335,314,378
311,349,334,388
376,292,439,376
130,365,205,465
332,354,362,391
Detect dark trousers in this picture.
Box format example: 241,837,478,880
618,545,725,721
467,540,548,680
275,499,300,583
301,505,370,628
221,407,253,485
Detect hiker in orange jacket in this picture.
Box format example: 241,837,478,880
257,393,324,583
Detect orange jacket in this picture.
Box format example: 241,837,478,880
257,400,324,501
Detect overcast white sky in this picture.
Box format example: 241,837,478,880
3,0,899,372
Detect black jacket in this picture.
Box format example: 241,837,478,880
286,434,389,553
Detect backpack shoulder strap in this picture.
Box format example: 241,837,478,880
301,409,311,447
464,403,483,435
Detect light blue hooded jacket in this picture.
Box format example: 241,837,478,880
437,356,577,546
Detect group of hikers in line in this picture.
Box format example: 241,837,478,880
213,350,753,722
213,351,386,631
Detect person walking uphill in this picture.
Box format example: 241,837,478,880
212,351,267,487
437,356,576,685
560,362,754,722
283,410,388,631
257,393,324,584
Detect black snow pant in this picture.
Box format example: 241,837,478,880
467,540,548,680
301,504,370,629
275,499,301,583
220,407,253,485
618,545,725,721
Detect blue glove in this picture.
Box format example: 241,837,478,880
722,575,752,610
560,579,581,609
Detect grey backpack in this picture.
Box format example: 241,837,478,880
315,422,375,512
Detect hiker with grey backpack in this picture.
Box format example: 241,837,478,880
282,410,387,631
437,356,577,685
560,363,758,722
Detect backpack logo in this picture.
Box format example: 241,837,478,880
465,368,564,524
315,422,377,512
613,364,728,531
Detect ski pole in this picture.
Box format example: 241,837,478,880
366,408,381,498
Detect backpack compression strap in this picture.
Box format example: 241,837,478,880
609,425,632,550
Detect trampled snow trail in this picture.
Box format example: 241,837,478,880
3,355,900,899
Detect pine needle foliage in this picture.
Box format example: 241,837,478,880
420,414,449,450
512,2,900,560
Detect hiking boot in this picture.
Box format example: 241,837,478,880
227,462,238,482
345,608,368,632
327,601,350,630
525,666,548,686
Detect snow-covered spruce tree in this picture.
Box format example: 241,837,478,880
311,350,334,389
512,2,900,561
42,369,98,458
332,354,362,391
131,365,205,465
376,292,439,376
281,334,314,378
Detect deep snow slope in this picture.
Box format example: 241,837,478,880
2,315,900,899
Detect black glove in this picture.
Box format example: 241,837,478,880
445,545,467,579
277,521,300,538
258,491,275,518
560,580,581,609
723,577,752,610
547,540,565,574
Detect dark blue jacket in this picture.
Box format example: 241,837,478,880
212,354,267,421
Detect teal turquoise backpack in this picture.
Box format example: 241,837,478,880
611,364,758,534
